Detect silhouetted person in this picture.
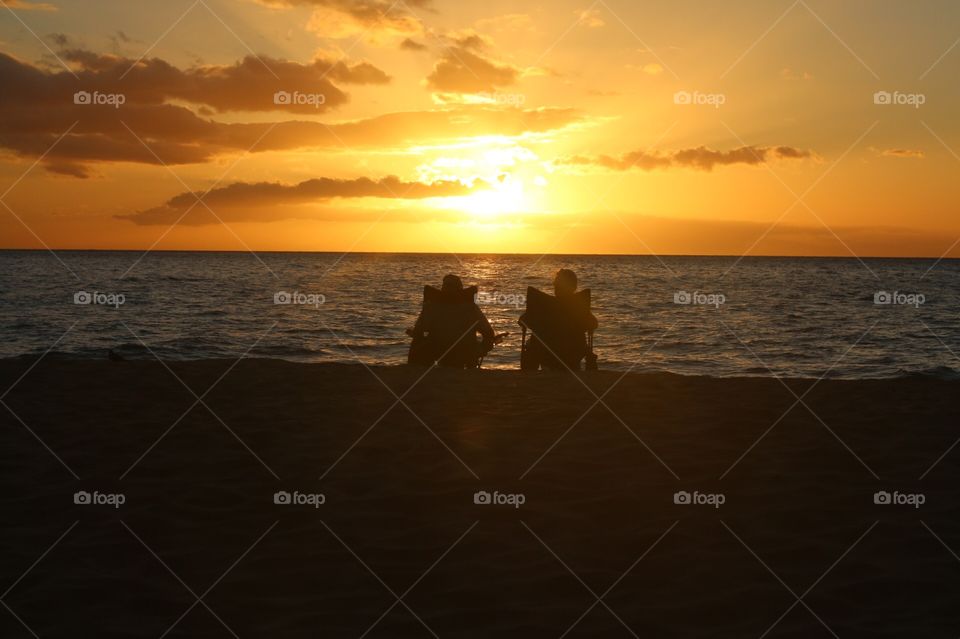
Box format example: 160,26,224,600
519,269,598,371
407,274,496,368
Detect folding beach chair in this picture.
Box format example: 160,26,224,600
407,285,490,368
519,286,597,371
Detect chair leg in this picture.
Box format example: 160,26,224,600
520,329,539,371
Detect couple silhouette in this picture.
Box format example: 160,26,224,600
407,269,598,371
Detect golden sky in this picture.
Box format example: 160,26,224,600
1,0,959,257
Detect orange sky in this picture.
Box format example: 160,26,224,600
1,0,959,257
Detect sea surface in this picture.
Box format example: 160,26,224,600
1,250,958,379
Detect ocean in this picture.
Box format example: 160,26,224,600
2,250,957,379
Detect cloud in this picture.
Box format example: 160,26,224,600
400,38,427,51
0,48,583,175
2,0,57,10
561,145,814,172
448,31,491,50
425,34,522,94
120,175,484,225
878,148,924,159
260,0,432,17
107,30,138,55
42,161,91,178
626,62,664,75
260,0,431,38
47,32,69,47
0,105,583,173
577,8,605,28
49,48,389,114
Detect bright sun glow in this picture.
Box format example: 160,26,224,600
457,176,529,218
417,140,548,222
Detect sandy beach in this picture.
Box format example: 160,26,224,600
1,358,959,637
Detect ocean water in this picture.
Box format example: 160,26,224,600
1,250,958,379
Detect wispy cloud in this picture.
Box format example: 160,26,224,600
259,0,431,38
53,48,390,114
2,0,58,11
561,145,814,172
400,38,427,51
120,175,485,225
576,8,605,28
878,148,924,159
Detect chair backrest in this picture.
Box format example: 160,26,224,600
419,285,480,358
423,285,477,306
522,286,591,331
521,286,592,365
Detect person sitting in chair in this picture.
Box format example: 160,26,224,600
407,274,496,368
519,269,598,371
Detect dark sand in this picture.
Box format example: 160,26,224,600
2,359,960,637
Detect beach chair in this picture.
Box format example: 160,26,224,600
407,285,490,368
519,286,597,371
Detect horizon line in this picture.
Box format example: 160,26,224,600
0,247,957,261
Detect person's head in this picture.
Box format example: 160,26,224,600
553,269,578,297
441,273,464,293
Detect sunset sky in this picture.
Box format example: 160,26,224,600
1,0,959,256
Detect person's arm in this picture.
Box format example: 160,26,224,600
473,305,495,341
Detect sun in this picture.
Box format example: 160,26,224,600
456,175,530,219
416,140,547,221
